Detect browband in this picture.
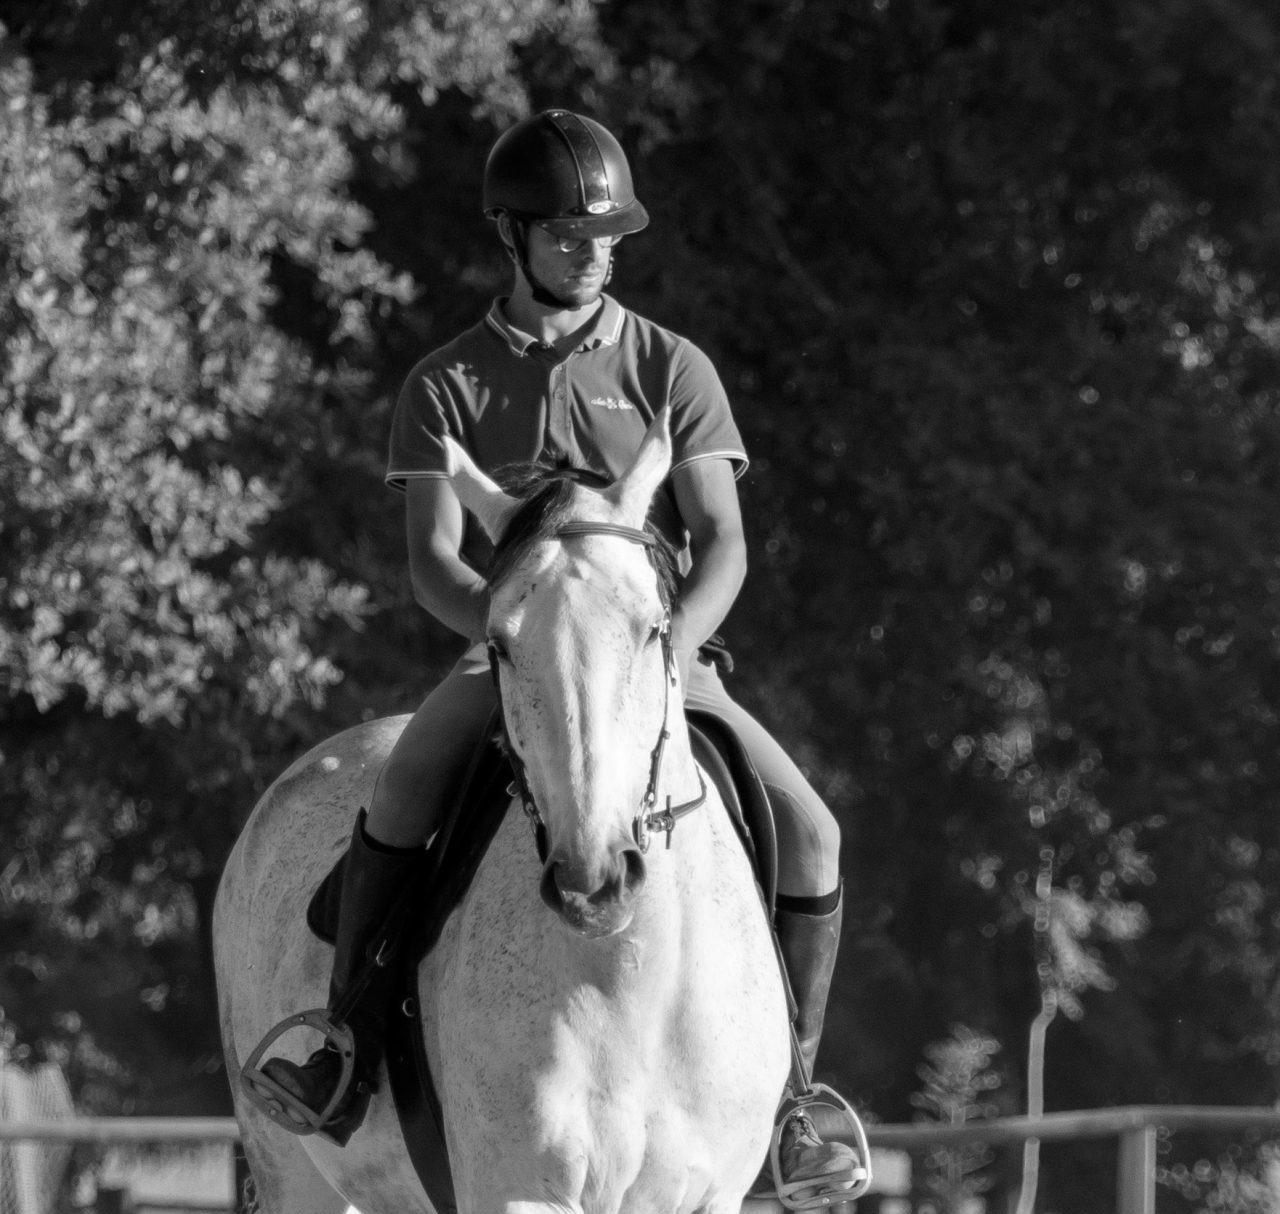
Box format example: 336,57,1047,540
554,521,657,548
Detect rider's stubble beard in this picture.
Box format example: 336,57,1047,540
510,234,613,313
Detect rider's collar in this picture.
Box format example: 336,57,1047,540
486,295,624,357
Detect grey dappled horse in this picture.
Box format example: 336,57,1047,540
214,411,791,1213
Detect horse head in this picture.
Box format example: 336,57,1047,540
446,409,687,938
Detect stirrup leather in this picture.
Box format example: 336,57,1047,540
768,1084,872,1210
240,1009,357,1137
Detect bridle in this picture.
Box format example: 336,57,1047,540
487,520,708,863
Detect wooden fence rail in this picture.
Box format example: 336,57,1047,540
0,1119,241,1143
846,1104,1280,1214
2,1107,1279,1213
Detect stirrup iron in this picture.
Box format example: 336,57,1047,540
769,1083,872,1210
239,1009,357,1137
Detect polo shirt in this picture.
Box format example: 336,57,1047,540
386,294,748,572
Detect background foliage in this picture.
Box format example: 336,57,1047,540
3,1,1280,1207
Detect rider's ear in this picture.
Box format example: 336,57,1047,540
496,213,520,264
445,436,521,542
607,406,672,524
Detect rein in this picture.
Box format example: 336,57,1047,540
489,520,707,863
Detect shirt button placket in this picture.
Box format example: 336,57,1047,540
548,358,576,461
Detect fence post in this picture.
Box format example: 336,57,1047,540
1116,1123,1157,1214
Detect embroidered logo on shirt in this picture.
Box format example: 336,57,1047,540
589,397,635,411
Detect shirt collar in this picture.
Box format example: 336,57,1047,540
485,294,624,356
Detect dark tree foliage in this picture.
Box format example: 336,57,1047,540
590,4,1280,1206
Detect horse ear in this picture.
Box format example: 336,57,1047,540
607,406,673,522
444,437,520,542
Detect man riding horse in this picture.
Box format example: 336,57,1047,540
246,108,864,1204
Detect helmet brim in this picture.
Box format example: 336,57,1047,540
531,198,649,240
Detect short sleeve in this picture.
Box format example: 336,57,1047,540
667,340,749,479
386,359,454,493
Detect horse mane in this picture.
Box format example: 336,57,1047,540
486,461,681,607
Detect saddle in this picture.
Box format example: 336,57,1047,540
304,709,779,1214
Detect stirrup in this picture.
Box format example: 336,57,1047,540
240,1009,357,1138
768,1084,872,1210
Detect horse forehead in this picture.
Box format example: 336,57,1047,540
490,531,659,625
491,494,665,622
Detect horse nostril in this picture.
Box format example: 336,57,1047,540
622,848,646,894
539,861,564,913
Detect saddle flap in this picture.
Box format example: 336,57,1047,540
686,708,779,915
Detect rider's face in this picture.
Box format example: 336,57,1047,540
523,224,614,309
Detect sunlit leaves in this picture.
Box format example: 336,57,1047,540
0,30,392,725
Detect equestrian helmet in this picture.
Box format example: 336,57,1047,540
482,109,649,240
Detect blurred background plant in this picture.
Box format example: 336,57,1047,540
910,1025,1003,1214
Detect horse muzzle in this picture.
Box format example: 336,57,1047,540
540,846,646,937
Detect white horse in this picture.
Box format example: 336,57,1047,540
214,411,792,1214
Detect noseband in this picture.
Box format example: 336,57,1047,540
488,521,708,864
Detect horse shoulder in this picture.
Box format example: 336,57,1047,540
214,717,414,1060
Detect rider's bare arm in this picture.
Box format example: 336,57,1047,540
670,457,747,680
405,477,489,643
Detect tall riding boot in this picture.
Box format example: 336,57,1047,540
253,809,420,1146
777,891,842,1077
774,888,865,1200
